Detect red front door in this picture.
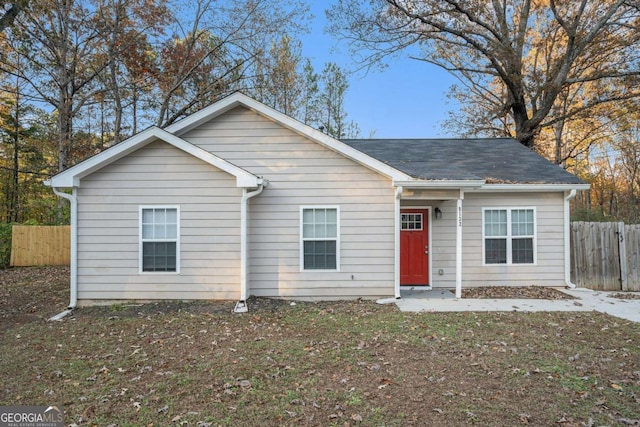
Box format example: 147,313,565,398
400,209,429,286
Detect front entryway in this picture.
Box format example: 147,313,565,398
400,209,429,286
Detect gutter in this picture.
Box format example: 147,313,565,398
235,179,267,313
564,189,577,288
48,185,78,320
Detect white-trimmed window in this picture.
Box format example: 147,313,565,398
140,206,180,273
300,206,339,271
483,208,535,265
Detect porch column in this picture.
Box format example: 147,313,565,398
394,186,402,299
455,190,464,298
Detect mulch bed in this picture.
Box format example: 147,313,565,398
460,286,575,300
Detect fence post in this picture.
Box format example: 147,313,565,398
618,222,628,291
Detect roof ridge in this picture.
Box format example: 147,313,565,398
342,137,516,141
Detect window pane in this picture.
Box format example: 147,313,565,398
303,208,337,238
303,209,314,224
512,209,534,236
154,224,165,239
143,242,177,272
166,224,177,239
142,223,153,239
303,240,337,270
166,209,177,224
485,210,507,237
155,209,165,224
512,238,533,263
326,209,337,224
485,238,507,264
142,208,178,240
401,213,423,230
314,223,327,238
303,223,314,238
142,209,153,224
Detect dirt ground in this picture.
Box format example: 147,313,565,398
1,267,639,426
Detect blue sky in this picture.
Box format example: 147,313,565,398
299,1,460,138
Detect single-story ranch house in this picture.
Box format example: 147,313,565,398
46,92,589,312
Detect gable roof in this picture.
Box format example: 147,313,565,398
342,138,587,186
45,126,261,188
165,92,413,182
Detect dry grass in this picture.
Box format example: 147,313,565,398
1,267,639,426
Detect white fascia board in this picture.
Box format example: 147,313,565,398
394,179,486,189
166,92,412,182
46,126,259,188
473,183,591,192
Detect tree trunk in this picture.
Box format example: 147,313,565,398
553,120,564,165
110,59,123,144
58,93,73,173
10,83,20,223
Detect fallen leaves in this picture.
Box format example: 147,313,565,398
2,267,640,427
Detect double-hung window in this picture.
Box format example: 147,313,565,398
140,206,179,273
301,206,339,271
483,208,535,265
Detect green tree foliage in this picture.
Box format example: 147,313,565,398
0,100,62,224
0,0,318,224
0,222,11,268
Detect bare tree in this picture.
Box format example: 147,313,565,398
316,62,360,139
151,0,309,127
94,0,170,143
328,0,640,149
252,34,304,117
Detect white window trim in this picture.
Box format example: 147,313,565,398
482,207,537,266
139,205,181,274
299,205,341,272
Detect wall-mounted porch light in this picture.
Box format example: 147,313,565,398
434,207,442,219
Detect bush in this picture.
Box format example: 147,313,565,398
572,207,611,222
0,224,12,269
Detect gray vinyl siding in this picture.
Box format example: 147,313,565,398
76,140,243,301
182,107,396,299
428,192,566,288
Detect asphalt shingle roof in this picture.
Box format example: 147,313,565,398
341,138,585,185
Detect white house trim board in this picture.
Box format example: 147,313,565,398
394,186,402,299
455,191,464,299
395,180,485,190
166,92,412,183
564,190,577,288
474,184,591,193
45,127,260,188
399,205,433,290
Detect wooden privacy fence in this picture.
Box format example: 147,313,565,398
10,225,71,267
571,221,640,291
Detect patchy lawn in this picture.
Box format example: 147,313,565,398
0,267,639,426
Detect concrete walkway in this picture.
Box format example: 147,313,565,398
395,288,640,323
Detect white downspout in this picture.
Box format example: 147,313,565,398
455,190,464,299
235,180,266,313
376,185,402,305
49,186,77,321
564,189,577,289
394,186,402,299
